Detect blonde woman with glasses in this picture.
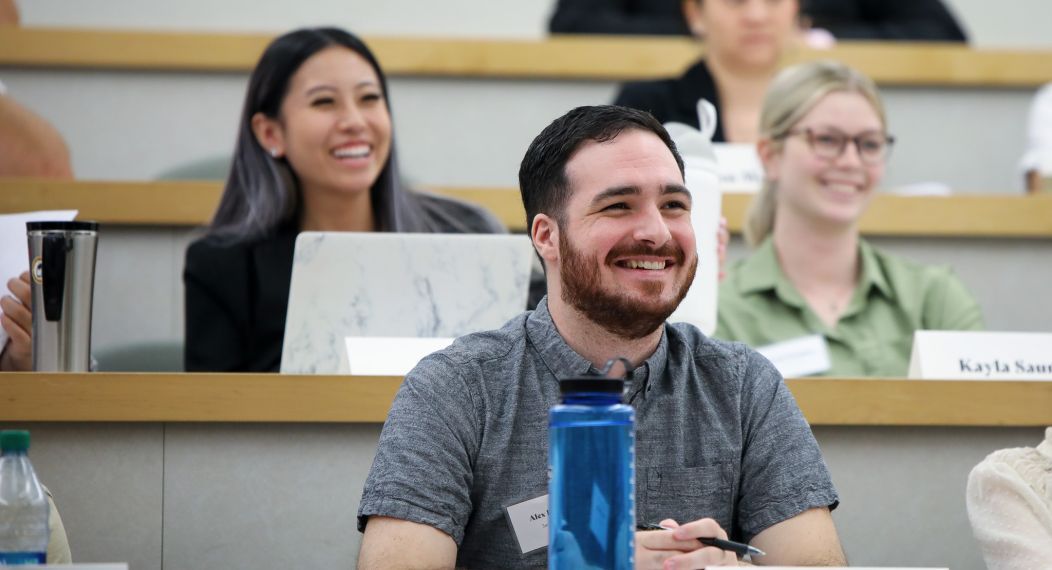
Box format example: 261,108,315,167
715,60,982,377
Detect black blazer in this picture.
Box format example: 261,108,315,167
184,223,297,373
614,59,726,141
550,0,967,42
183,192,531,372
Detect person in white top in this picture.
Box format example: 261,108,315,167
1021,83,1052,194
966,427,1052,569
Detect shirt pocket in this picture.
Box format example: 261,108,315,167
642,464,733,531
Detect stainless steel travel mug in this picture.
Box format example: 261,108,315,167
27,221,99,372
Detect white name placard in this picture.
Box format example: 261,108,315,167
503,494,550,554
756,335,831,378
908,331,1052,380
344,337,453,376
712,143,764,193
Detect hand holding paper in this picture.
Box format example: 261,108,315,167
0,271,32,371
0,210,78,367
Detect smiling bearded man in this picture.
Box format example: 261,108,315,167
357,105,845,570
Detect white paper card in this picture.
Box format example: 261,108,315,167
908,331,1052,381
0,210,78,348
756,334,832,378
344,336,453,376
709,567,946,569
712,143,764,193
503,494,550,554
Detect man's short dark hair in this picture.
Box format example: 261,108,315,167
518,105,685,232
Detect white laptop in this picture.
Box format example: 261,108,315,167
280,232,534,374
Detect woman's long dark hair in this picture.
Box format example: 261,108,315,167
209,27,430,241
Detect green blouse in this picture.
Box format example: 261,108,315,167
714,238,984,377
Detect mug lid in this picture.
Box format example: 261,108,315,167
26,221,99,232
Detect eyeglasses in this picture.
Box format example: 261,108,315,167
781,128,895,165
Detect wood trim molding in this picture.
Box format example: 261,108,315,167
1,373,1049,426
3,179,1052,237
2,27,1051,87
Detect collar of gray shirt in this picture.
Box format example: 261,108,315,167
525,297,670,402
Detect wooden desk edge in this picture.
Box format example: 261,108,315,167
3,180,1052,238
1,28,1051,87
1,373,1049,426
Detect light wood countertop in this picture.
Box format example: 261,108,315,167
2,373,1049,426
2,27,1050,87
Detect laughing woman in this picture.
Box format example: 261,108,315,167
715,60,983,377
184,28,510,372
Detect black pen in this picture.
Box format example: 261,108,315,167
637,523,765,558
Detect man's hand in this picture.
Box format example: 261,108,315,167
636,518,738,569
0,271,32,371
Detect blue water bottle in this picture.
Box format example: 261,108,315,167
548,359,635,569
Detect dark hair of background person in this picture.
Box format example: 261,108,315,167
518,105,685,233
210,27,432,241
549,0,967,42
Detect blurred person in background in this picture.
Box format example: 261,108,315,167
550,0,967,42
715,60,982,377
967,427,1052,570
1021,83,1052,194
0,2,74,371
613,0,801,143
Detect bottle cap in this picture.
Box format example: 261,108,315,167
558,377,625,395
0,430,30,452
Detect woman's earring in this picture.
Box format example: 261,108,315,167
270,148,280,158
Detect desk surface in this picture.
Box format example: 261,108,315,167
2,373,1049,426
4,179,1052,237
2,27,1051,87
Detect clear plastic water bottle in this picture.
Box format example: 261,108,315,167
0,430,49,565
548,362,635,570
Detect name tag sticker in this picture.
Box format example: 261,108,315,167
756,335,831,378
503,494,549,554
908,331,1052,380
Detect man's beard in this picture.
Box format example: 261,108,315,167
559,235,697,340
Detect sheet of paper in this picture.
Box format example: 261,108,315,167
343,336,454,376
0,210,78,349
756,334,832,378
909,330,1052,381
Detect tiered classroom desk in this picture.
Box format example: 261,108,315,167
2,373,1050,569
2,179,1051,354
3,27,1052,570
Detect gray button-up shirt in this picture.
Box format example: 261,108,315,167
358,298,837,569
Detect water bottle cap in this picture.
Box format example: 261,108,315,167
0,430,30,452
558,377,625,395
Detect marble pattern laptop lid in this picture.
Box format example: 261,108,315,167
280,232,533,374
